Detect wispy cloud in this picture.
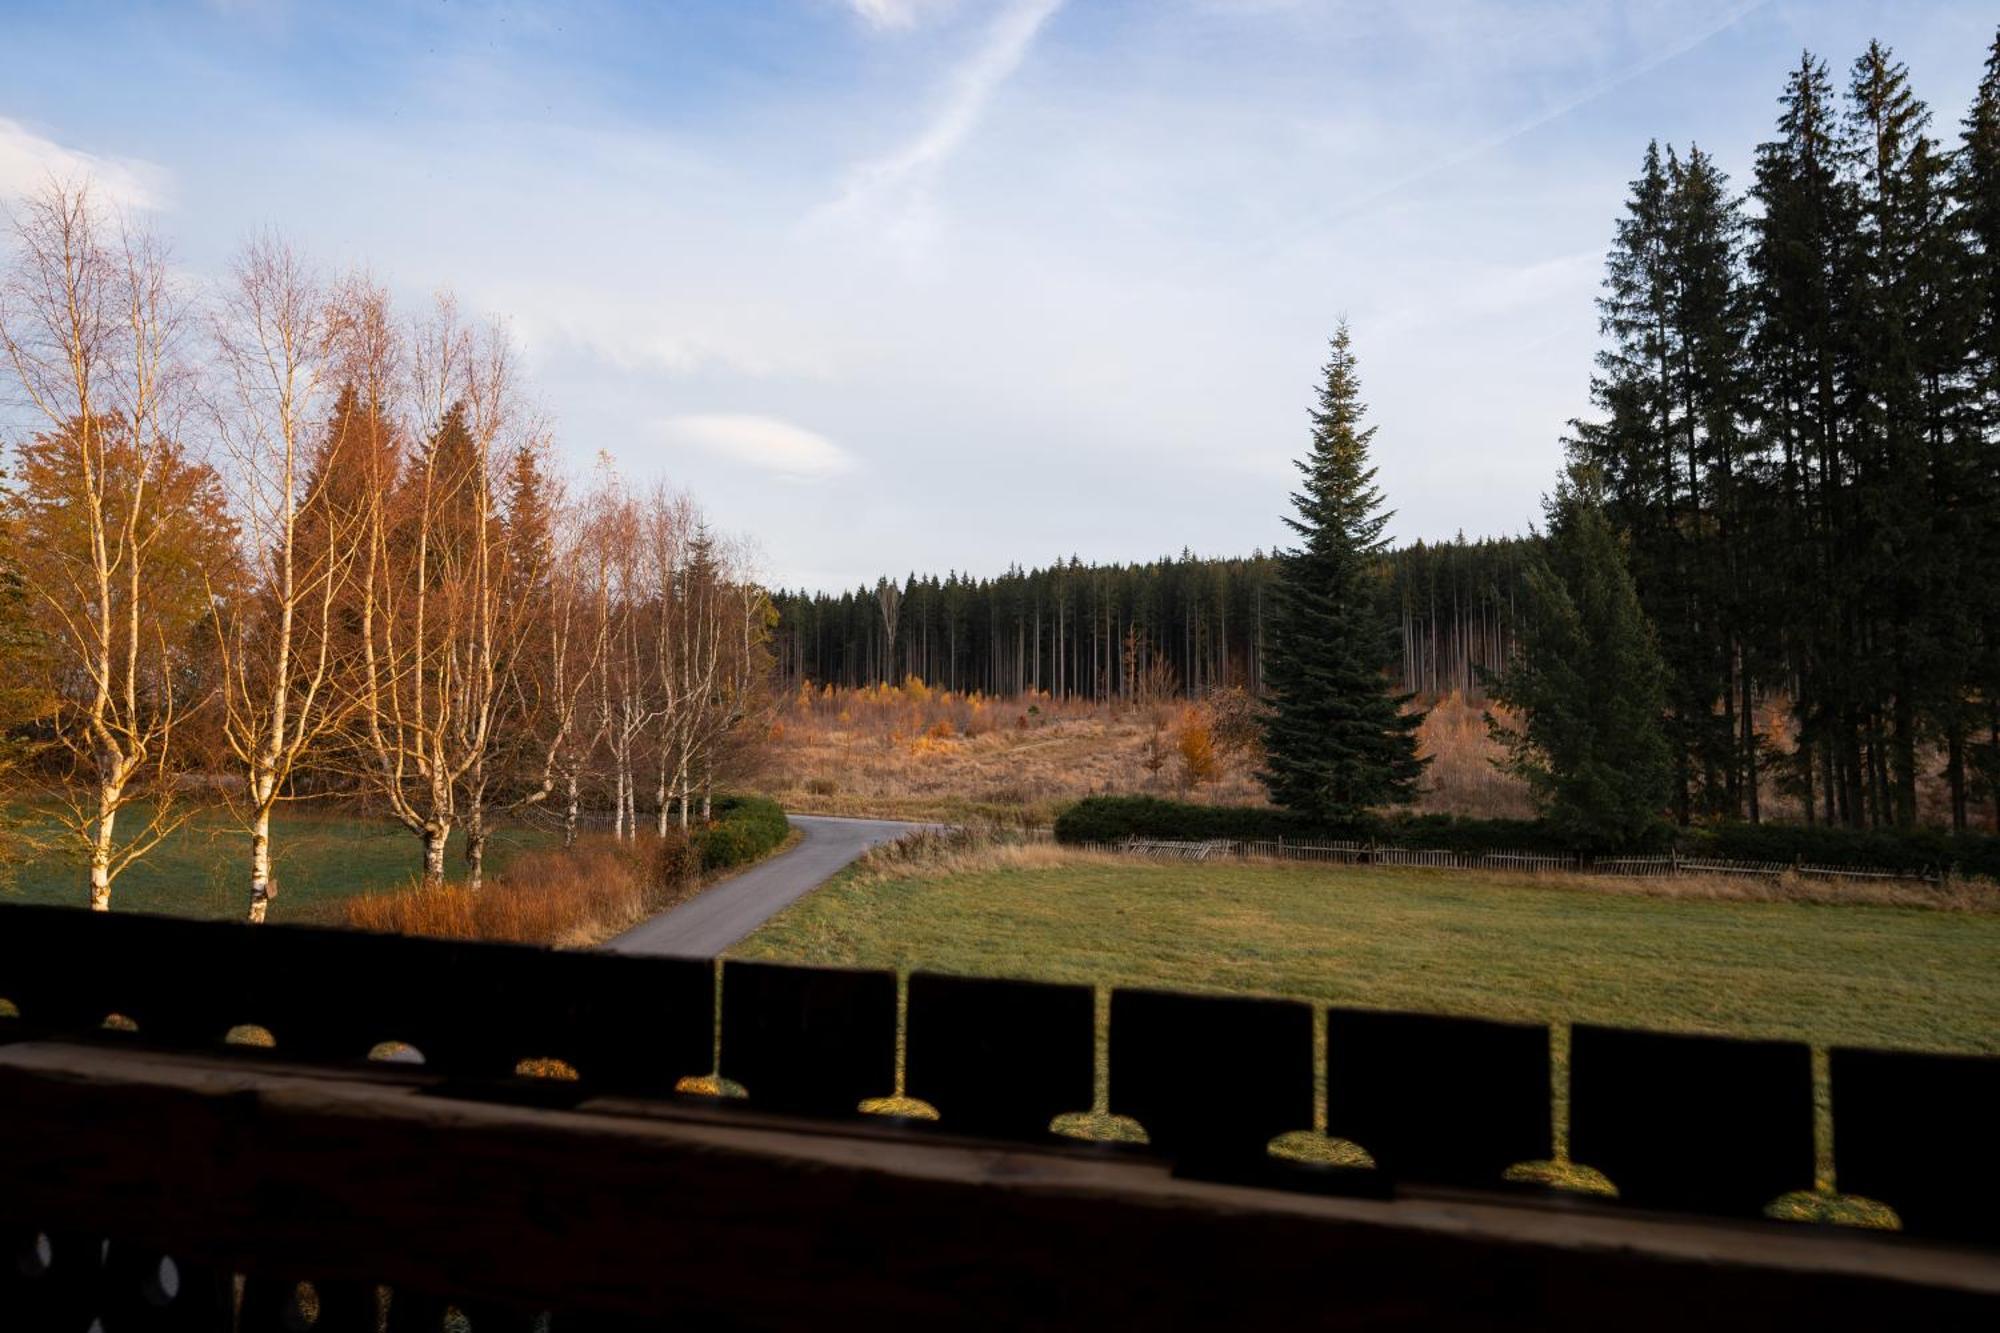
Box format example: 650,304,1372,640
502,286,846,383
656,414,858,480
815,0,1066,250
845,0,959,30
1241,0,1770,267
0,118,170,211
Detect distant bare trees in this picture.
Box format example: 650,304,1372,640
582,474,770,842
516,464,608,847
1,178,773,912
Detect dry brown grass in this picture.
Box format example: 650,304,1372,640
753,680,1531,823
343,827,808,947
344,836,666,947
1411,691,1535,819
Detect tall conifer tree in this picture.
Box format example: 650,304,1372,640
1956,29,2000,827
1573,140,1752,822
1845,41,1957,826
1490,468,1671,850
1259,324,1425,823
1748,51,1860,827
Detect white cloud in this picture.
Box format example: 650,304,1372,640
846,0,959,29
816,0,1065,250
656,414,858,480
503,289,847,382
0,118,170,210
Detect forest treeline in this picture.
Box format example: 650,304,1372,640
770,538,1530,704
0,184,771,917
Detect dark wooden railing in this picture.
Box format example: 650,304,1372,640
1,901,1996,1329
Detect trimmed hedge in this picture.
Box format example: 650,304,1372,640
1677,821,2000,881
1051,796,1593,855
1052,795,1999,877
656,794,793,888
693,794,792,872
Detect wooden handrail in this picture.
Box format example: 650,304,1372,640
1,1038,1996,1330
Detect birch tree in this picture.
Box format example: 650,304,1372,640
350,296,535,887
646,486,693,834
0,180,231,909
207,234,356,922
520,484,609,846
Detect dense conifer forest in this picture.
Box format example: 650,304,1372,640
768,538,1529,706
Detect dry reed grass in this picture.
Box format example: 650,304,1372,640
344,836,663,946
755,681,1532,822
344,826,808,946
1412,691,1536,819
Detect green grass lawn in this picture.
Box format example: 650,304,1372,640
3,804,552,923
736,854,2000,1218
735,858,2000,1053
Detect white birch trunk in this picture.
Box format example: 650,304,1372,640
88,797,117,912
422,823,450,889
247,804,275,924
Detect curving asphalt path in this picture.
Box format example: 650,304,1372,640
604,814,927,958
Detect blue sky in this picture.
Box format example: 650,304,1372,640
3,0,1996,590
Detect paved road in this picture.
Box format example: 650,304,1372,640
604,814,927,958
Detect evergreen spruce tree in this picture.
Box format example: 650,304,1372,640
1573,140,1750,824
0,461,41,871
1958,28,2000,827
1845,41,1958,827
1259,324,1425,823
1748,50,1861,827
503,439,558,595
1490,469,1672,850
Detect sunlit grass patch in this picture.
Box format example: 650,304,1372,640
675,1074,747,1099
860,1095,938,1120
1766,1190,1899,1230
1504,1160,1617,1196
1268,1131,1372,1168
514,1057,580,1082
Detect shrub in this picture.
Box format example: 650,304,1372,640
1680,822,2000,880
692,793,790,872
1175,713,1219,788
1053,795,1644,854
1055,796,1316,844
1053,794,1999,872
654,825,700,888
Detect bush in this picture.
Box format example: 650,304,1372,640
1175,711,1219,789
1680,822,2000,880
1054,796,1316,844
691,794,790,872
1053,795,1998,872
654,826,701,888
